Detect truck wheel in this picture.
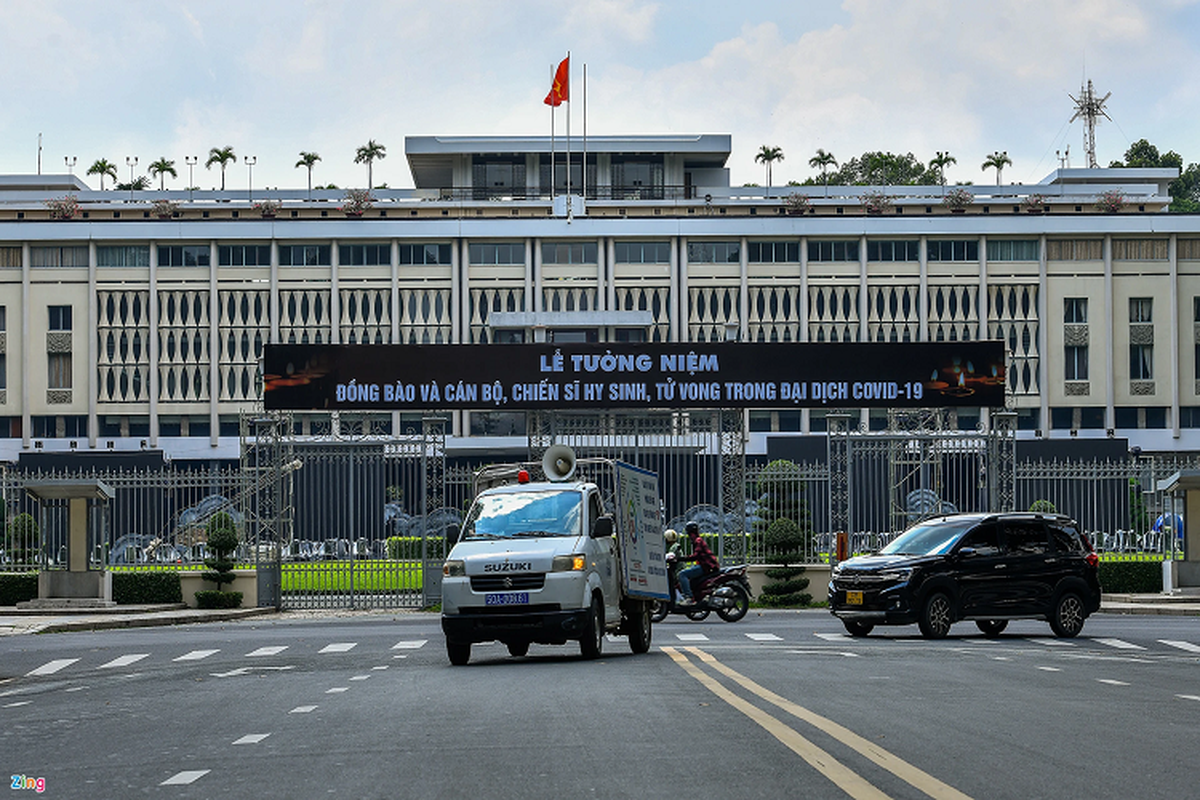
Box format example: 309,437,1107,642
506,641,530,657
447,641,471,666
627,604,652,654
580,595,604,660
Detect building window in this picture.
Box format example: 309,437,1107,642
1112,239,1169,260
542,242,598,264
748,241,800,263
1047,239,1103,261
398,244,451,265
550,329,598,343
1064,298,1087,324
49,305,72,331
865,240,918,262
158,245,211,267
339,244,390,266
686,242,740,263
493,330,525,344
469,243,525,265
1130,297,1153,380
48,354,72,389
807,240,859,262
986,240,1039,261
0,247,20,268
278,244,331,266
97,246,150,267
1065,345,1088,381
614,242,670,264
31,246,88,267
613,328,647,343
218,245,271,266
927,240,979,261
1130,297,1152,324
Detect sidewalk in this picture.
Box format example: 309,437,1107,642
1100,590,1200,617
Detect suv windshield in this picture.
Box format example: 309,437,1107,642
461,489,582,540
880,518,978,556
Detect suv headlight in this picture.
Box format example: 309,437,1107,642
877,568,913,582
443,559,465,578
552,554,587,572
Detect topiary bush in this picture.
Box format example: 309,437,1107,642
198,511,242,608
759,517,812,607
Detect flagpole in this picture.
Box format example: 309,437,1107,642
549,63,556,201
565,51,571,203
582,62,587,203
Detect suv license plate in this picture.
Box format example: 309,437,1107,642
846,591,863,605
485,592,529,606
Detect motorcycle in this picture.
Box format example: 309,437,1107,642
650,551,752,623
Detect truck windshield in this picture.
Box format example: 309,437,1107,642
461,489,583,540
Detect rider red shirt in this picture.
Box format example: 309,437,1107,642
689,533,719,573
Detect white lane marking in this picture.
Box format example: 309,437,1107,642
1037,666,1061,672
64,686,86,693
1094,638,1145,651
4,701,32,708
350,675,371,681
1028,638,1075,647
99,654,149,669
839,652,861,658
1176,694,1200,702
161,770,209,786
175,649,220,662
1161,640,1200,654
814,632,850,641
246,646,288,657
27,659,79,676
746,633,783,642
371,665,389,670
232,734,270,745
391,640,428,650
289,705,317,714
993,657,1011,661
675,633,710,642
319,642,357,654
1097,678,1130,686
326,687,349,694
212,668,250,678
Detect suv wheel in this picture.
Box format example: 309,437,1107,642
976,619,1008,638
842,620,874,637
1049,591,1086,638
918,592,953,639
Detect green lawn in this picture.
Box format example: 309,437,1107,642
281,561,426,593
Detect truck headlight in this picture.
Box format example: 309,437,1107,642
443,560,465,577
552,554,586,572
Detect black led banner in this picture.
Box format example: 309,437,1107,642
263,341,1007,411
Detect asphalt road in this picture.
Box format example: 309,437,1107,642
2,610,1199,799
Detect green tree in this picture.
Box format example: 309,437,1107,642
295,151,321,198
116,176,150,191
982,150,1012,184
755,145,784,197
1110,138,1198,212
929,151,957,187
814,151,930,186
148,157,177,190
205,145,237,190
354,139,387,189
202,511,240,592
86,158,118,190
5,512,39,566
808,148,838,196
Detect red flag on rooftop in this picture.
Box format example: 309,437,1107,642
544,56,569,106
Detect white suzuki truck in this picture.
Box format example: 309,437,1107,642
440,447,668,665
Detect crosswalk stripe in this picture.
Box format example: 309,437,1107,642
319,643,357,654
232,734,270,745
27,658,79,676
391,640,428,650
246,646,287,657
746,633,783,642
175,649,220,662
814,632,849,641
160,770,209,786
99,654,149,669
1093,638,1145,650
1028,638,1075,647
1097,678,1130,686
289,705,317,714
675,633,710,642
1160,640,1200,653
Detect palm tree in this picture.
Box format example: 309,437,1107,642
295,151,321,198
86,158,118,190
354,140,387,190
808,149,838,197
982,150,1012,185
148,157,177,191
755,145,784,198
929,151,957,188
205,145,237,190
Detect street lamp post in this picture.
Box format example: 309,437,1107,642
245,156,257,204
64,156,77,177
125,156,138,201
184,156,198,202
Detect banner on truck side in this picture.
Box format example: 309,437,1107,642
613,461,669,601
262,340,1007,411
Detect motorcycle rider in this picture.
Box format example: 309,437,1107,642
677,521,719,604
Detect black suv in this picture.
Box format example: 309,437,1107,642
828,513,1101,639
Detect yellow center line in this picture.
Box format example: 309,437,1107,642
682,646,973,800
662,646,892,800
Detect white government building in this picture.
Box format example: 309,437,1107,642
0,133,1192,463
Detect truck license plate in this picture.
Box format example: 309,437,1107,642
485,592,529,606
846,591,863,605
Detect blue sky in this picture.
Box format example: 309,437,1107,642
3,0,1199,191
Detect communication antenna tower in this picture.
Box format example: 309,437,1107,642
1068,79,1111,168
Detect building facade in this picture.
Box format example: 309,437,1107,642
0,135,1193,463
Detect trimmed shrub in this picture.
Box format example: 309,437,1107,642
112,571,184,604
759,517,812,607
199,511,241,608
1099,561,1162,594
0,572,38,606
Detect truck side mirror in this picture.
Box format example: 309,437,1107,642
592,515,614,539
446,524,460,546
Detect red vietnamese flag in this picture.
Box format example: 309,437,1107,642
544,56,569,106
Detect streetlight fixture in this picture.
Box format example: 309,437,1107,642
245,155,257,203
64,156,77,177
125,156,138,201
184,156,198,202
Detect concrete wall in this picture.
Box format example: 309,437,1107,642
179,569,258,608
747,563,830,605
